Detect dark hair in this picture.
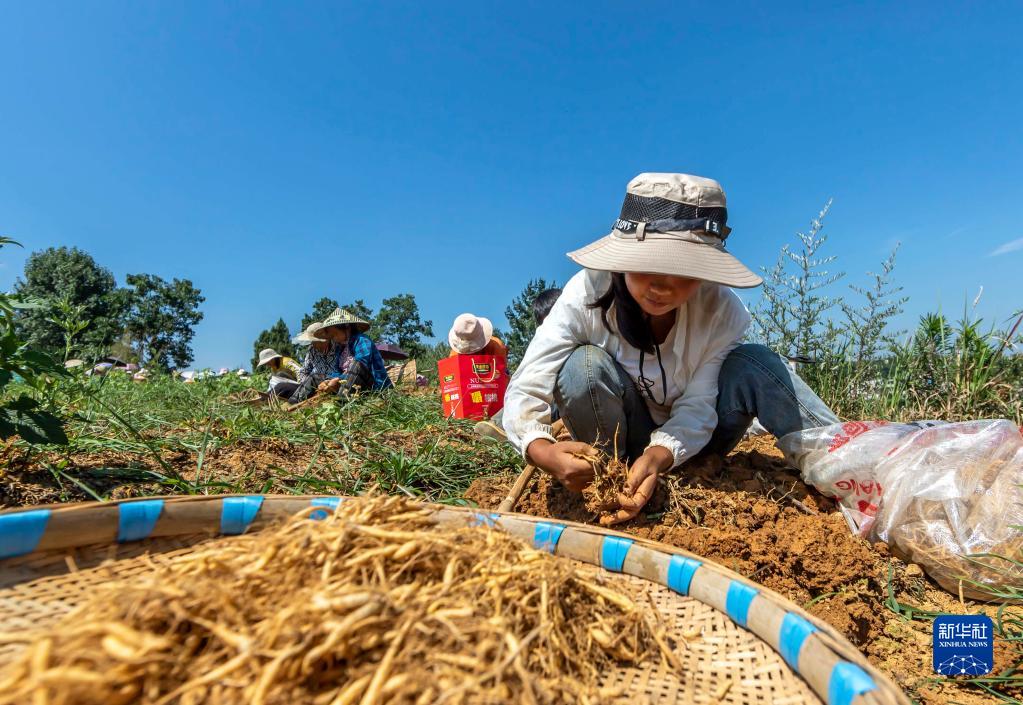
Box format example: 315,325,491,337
589,273,655,353
532,288,563,326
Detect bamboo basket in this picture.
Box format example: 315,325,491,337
386,359,418,387
0,496,908,705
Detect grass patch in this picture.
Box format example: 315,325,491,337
2,373,521,506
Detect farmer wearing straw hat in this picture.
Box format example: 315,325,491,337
502,173,839,524
286,321,339,404
256,348,302,398
317,308,393,396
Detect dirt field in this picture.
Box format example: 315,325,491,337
466,435,1020,705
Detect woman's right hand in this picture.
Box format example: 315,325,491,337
317,378,341,394
526,439,597,493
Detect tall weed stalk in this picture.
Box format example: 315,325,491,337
751,206,1022,424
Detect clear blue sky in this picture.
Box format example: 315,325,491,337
1,2,1021,369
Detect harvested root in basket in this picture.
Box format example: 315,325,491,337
0,494,680,705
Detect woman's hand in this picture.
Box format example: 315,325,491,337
606,446,674,525
317,378,342,394
526,439,598,493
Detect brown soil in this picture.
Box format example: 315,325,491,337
464,435,1023,705
0,439,319,508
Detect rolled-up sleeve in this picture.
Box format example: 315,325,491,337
646,295,750,467
502,272,592,460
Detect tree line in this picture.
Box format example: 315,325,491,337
12,243,561,374
14,247,204,369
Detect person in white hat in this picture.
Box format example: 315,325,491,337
447,313,507,358
502,173,838,525
256,348,302,398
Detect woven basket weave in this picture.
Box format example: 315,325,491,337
0,495,908,705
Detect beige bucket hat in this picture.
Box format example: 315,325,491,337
567,173,762,288
321,307,371,332
448,314,494,354
292,321,327,345
256,348,283,367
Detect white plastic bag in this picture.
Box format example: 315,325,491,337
778,419,1023,599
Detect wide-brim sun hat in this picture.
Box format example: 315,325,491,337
256,348,283,367
292,321,328,345
567,173,763,289
321,307,371,333
448,314,494,354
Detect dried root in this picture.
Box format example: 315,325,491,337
879,456,1023,601
576,448,630,526
0,494,679,704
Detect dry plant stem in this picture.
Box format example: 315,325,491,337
497,464,536,513
577,436,630,525
0,494,679,704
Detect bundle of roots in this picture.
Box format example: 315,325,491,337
576,448,630,526
883,457,1023,601
0,494,680,704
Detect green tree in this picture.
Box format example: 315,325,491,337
122,274,205,369
375,293,433,359
301,297,340,330
251,318,296,370
14,246,125,359
504,277,558,369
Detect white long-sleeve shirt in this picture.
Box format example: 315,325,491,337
502,269,750,468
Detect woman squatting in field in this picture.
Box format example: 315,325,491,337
502,173,839,524
316,307,393,397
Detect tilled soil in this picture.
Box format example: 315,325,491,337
465,435,1022,705
0,439,319,508
0,412,492,509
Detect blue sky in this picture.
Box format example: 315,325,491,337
1,2,1021,369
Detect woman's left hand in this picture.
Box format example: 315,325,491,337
607,446,674,525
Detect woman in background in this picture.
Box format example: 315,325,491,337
317,308,393,396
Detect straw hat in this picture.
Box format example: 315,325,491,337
321,307,371,332
448,314,494,354
256,348,283,367
567,173,762,289
292,321,327,345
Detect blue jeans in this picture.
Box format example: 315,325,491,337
553,344,838,464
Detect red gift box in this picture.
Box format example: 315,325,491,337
438,354,508,420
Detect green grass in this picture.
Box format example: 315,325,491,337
3,371,521,506
797,310,1023,425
